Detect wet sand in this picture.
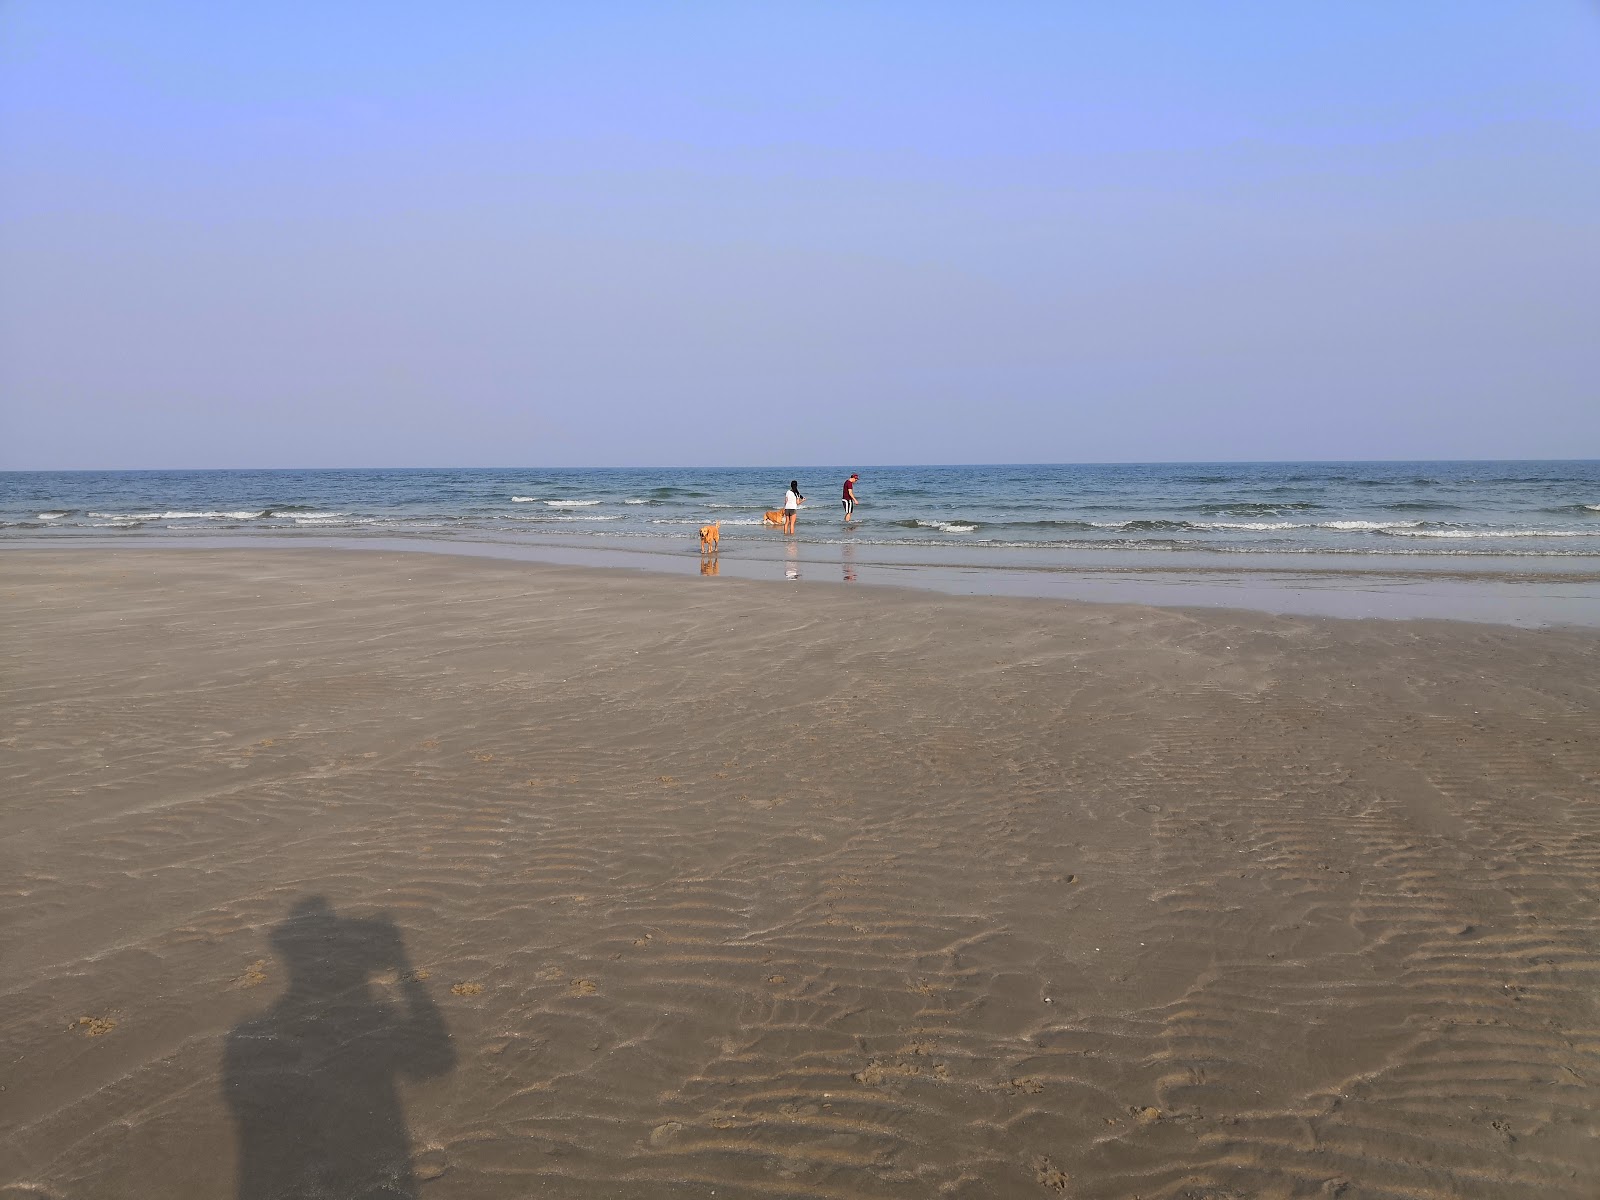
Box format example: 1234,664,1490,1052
27,534,1600,627
3,548,1599,1199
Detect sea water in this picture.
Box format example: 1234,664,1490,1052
5,462,1598,558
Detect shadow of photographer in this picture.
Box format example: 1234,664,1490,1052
224,896,455,1199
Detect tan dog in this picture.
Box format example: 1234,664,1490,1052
762,510,787,526
698,520,720,551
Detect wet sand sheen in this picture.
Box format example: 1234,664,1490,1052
3,548,1598,1198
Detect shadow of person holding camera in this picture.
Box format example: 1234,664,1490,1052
224,896,456,1199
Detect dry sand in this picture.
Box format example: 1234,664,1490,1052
3,548,1598,1199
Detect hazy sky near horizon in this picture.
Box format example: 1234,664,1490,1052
2,3,1597,469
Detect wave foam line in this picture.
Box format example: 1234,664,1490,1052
1383,528,1593,538
88,510,267,520
503,513,623,522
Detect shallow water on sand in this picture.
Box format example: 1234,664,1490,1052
14,532,1600,628
7,462,1599,626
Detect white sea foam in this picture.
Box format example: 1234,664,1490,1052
545,499,602,507
623,499,648,504
1206,521,1305,531
1319,519,1424,531
511,496,539,502
916,520,977,533
1385,527,1591,538
37,512,68,520
88,510,265,521
1585,504,1600,512
505,513,622,522
1203,519,1426,532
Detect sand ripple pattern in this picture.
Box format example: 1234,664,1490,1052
3,549,1599,1198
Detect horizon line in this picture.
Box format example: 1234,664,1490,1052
4,456,1599,474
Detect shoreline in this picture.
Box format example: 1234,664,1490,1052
6,531,1600,627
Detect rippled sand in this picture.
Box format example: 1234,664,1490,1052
3,548,1598,1199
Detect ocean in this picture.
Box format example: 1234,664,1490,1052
5,462,1600,626
5,461,1598,556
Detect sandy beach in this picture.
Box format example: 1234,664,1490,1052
4,547,1599,1199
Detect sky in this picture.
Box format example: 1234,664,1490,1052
2,2,1597,469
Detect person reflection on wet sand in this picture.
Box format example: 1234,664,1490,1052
224,896,455,1200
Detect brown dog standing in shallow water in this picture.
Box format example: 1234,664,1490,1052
698,521,720,552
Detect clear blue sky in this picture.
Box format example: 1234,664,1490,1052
2,2,1597,469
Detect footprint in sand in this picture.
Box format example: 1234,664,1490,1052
75,1016,117,1037
648,1122,683,1147
854,1060,946,1085
413,1148,450,1181
1032,1155,1069,1191
450,982,483,997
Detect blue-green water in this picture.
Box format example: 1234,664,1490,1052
4,462,1599,557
